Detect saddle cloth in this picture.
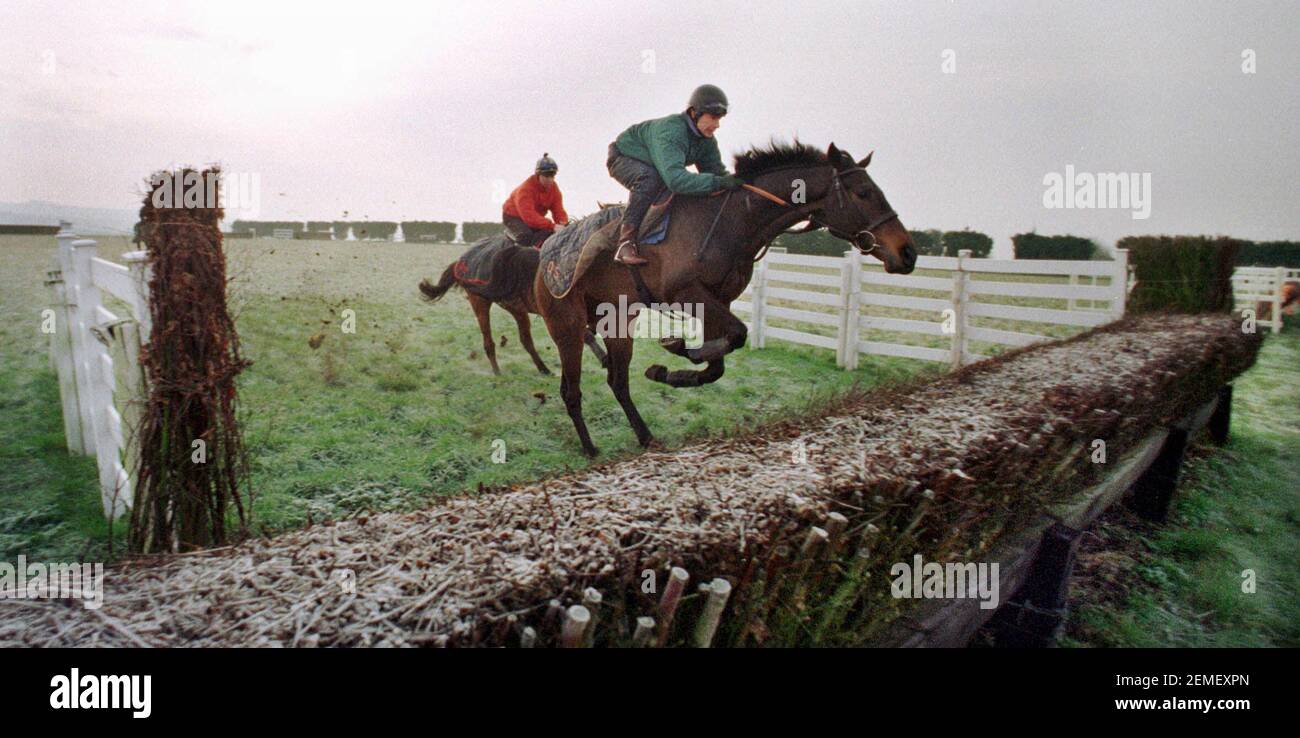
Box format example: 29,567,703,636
452,234,514,287
539,194,678,299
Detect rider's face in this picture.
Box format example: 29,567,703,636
696,113,722,137
538,173,556,187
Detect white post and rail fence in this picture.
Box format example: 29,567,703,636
733,247,1135,370
1231,265,1298,334
46,221,151,521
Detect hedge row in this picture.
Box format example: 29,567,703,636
773,228,993,258
401,221,457,243
462,221,504,243
1236,240,1300,268
1012,232,1104,260
1120,235,1241,314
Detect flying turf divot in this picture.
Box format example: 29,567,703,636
0,314,1261,647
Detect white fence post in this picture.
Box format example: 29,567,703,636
845,251,862,370
751,257,768,349
950,249,971,370
1271,266,1285,333
836,251,852,367
123,250,152,341
1110,248,1130,319
50,222,87,454
65,237,103,456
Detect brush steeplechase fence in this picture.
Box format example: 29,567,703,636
734,247,1132,370
1232,265,1298,334
46,222,151,520
2,314,1260,648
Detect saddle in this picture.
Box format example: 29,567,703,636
539,194,678,299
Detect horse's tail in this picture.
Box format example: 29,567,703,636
418,264,459,304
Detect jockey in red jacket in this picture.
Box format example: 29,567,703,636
503,153,569,248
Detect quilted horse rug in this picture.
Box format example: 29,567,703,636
539,202,673,299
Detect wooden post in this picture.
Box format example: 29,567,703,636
47,241,86,454
950,249,971,370
1129,427,1189,522
1111,249,1130,318
836,250,854,367
631,616,656,647
1271,266,1285,333
751,257,768,349
109,320,145,515
692,578,732,648
67,238,102,456
520,627,537,648
994,523,1083,648
1209,384,1233,446
655,567,689,647
845,251,863,370
122,250,152,341
560,605,590,648
581,587,602,647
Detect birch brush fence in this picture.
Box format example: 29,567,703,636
2,313,1259,647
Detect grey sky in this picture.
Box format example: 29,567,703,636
2,0,1296,254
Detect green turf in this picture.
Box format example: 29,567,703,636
1062,321,1299,647
0,234,932,560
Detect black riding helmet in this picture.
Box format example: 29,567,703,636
535,153,558,175
688,84,728,118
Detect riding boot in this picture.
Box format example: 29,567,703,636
613,224,648,265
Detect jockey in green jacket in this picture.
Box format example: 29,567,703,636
606,84,745,265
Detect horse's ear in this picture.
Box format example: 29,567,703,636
827,142,842,162
858,151,874,168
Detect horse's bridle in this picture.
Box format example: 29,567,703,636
797,165,898,256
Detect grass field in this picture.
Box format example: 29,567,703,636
0,234,934,561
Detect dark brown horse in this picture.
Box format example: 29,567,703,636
419,238,607,374
535,141,916,456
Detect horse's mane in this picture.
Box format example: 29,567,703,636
733,139,827,180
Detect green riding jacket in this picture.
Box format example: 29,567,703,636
613,112,730,196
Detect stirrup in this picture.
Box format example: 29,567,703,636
614,240,648,265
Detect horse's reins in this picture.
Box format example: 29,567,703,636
702,166,899,261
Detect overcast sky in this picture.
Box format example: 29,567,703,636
2,0,1296,254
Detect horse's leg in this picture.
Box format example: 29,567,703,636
543,300,599,457
584,329,610,369
645,286,748,384
646,358,726,388
466,292,500,375
603,336,654,448
506,304,551,375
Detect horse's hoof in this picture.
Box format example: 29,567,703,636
639,435,660,450
582,445,600,458
538,365,553,376
645,364,668,383
659,337,685,354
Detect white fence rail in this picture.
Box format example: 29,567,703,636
734,247,1131,370
1231,266,1297,334
48,222,150,520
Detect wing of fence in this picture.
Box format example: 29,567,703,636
734,247,1131,370
48,222,151,520
1231,265,1296,334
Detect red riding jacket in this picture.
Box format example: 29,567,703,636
503,174,568,230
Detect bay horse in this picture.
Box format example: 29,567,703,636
419,238,607,375
535,141,916,456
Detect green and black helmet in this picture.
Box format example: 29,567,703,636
535,153,558,175
688,84,728,117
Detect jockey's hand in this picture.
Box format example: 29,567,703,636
718,175,745,191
